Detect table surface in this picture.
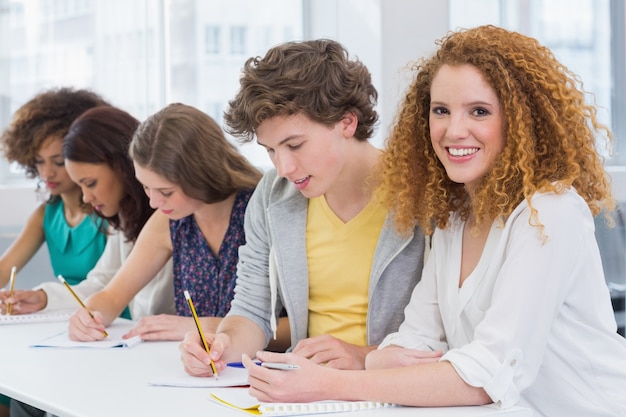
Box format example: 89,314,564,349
0,320,533,417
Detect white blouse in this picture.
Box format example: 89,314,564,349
380,188,626,417
39,229,175,319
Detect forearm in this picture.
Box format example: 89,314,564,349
217,315,267,362
199,316,223,334
37,279,104,312
326,361,491,406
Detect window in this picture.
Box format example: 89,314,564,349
230,26,247,55
205,25,221,55
449,0,623,166
0,0,303,177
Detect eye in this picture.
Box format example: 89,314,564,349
288,143,302,150
85,181,96,188
431,106,449,115
161,191,173,197
472,107,490,117
34,159,44,165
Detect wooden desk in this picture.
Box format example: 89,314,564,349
0,321,533,417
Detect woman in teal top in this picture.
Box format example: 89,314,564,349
0,88,109,417
43,198,107,286
43,199,106,285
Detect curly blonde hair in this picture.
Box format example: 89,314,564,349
378,25,614,236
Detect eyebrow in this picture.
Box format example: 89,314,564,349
36,153,64,159
430,100,495,107
257,134,303,148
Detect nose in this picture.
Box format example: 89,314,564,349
274,151,296,178
446,113,470,140
39,161,55,180
81,188,94,204
146,189,161,209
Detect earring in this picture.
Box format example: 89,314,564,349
35,179,49,203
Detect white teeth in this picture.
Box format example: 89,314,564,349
448,147,478,156
294,176,308,184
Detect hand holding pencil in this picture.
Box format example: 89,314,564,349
6,266,17,315
1,266,18,315
59,275,109,339
184,290,219,379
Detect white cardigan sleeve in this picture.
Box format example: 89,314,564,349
37,230,128,311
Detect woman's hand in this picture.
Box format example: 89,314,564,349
67,307,108,341
123,314,195,341
245,351,335,403
0,289,47,314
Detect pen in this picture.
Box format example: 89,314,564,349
227,361,300,370
57,275,108,338
261,362,300,370
6,266,16,315
184,290,219,380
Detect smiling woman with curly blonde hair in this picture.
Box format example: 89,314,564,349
378,25,614,236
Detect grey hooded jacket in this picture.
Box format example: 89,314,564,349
227,169,425,349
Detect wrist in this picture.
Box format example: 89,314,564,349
36,289,48,309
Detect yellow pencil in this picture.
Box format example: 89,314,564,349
6,266,16,315
57,275,108,338
184,290,218,380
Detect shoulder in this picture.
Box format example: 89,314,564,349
514,187,590,219
251,169,302,207
508,187,594,235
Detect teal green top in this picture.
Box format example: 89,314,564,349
43,199,108,286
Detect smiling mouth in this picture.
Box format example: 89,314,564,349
447,147,479,156
293,176,310,184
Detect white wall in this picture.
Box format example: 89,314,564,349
304,0,448,148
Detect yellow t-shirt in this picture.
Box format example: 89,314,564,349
306,195,387,346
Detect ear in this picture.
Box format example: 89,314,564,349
340,112,358,138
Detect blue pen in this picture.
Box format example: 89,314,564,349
227,361,249,368
227,361,300,370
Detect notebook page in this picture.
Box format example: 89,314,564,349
30,320,142,349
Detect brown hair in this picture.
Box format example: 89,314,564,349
130,103,262,203
378,25,614,235
224,39,378,142
64,106,149,242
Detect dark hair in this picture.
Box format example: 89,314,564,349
224,39,378,142
130,103,262,202
64,106,149,242
1,87,110,178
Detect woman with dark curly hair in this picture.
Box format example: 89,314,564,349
0,88,109,417
0,87,109,289
228,26,626,416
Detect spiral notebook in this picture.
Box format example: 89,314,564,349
209,388,395,416
0,309,74,325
